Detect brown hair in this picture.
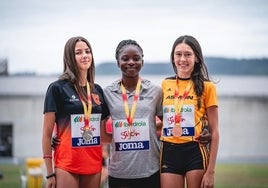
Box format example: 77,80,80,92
59,36,95,102
170,35,210,109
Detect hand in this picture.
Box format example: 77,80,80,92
51,135,60,150
195,127,211,145
201,171,215,188
45,176,56,188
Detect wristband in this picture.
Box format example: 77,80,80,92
43,154,52,159
46,173,56,179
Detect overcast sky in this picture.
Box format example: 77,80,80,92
0,0,268,74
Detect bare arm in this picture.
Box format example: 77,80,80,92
42,112,56,187
201,106,219,187
156,116,163,133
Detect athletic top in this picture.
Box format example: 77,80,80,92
104,78,162,179
44,79,109,174
160,76,218,144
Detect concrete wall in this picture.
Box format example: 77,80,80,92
1,75,268,162
1,95,268,162
0,95,44,158
218,96,268,162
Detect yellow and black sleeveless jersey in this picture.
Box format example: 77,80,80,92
160,76,218,144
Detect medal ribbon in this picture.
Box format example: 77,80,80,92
174,77,193,126
121,78,142,127
75,82,92,131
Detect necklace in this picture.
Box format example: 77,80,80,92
75,82,93,141
172,77,193,137
121,78,142,139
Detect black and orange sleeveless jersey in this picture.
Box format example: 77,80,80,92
44,79,109,174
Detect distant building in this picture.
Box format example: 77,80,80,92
0,75,268,162
0,59,8,76
0,76,56,159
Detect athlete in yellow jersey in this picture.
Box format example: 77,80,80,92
160,35,219,188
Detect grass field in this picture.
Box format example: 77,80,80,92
0,163,21,188
0,163,268,188
215,163,268,188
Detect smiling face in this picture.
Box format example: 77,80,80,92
75,41,92,73
117,44,143,78
173,42,197,78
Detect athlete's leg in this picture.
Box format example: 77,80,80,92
55,168,79,188
80,172,101,188
185,169,205,188
160,173,184,188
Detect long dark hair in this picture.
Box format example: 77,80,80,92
59,36,95,102
170,35,210,109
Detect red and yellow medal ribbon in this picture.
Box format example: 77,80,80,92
121,78,142,133
75,82,92,131
174,77,193,126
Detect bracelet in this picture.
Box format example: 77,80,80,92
43,154,52,159
46,173,56,179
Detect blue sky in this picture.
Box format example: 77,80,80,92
0,0,268,74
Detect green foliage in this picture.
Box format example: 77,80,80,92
96,58,268,76
1,163,268,187
205,57,268,75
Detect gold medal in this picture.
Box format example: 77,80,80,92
82,128,93,141
173,78,193,138
128,127,132,140
172,124,182,137
121,78,142,140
